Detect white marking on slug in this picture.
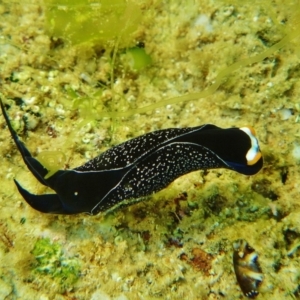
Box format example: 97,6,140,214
239,127,261,165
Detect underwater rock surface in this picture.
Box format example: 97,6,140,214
0,0,300,299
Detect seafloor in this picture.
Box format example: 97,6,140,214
0,0,300,299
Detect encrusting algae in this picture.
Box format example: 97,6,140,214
0,0,300,299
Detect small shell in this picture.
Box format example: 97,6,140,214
233,239,263,298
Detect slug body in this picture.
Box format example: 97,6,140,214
1,100,263,215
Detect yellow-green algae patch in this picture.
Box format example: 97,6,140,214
36,151,66,178
0,0,300,299
45,0,142,46
122,47,152,71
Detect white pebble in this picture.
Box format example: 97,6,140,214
279,108,292,120
194,14,213,32
91,290,111,300
23,96,36,105
292,143,300,161
56,104,65,115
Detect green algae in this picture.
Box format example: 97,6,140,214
44,0,142,46
31,238,80,291
122,47,152,71
36,151,66,179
